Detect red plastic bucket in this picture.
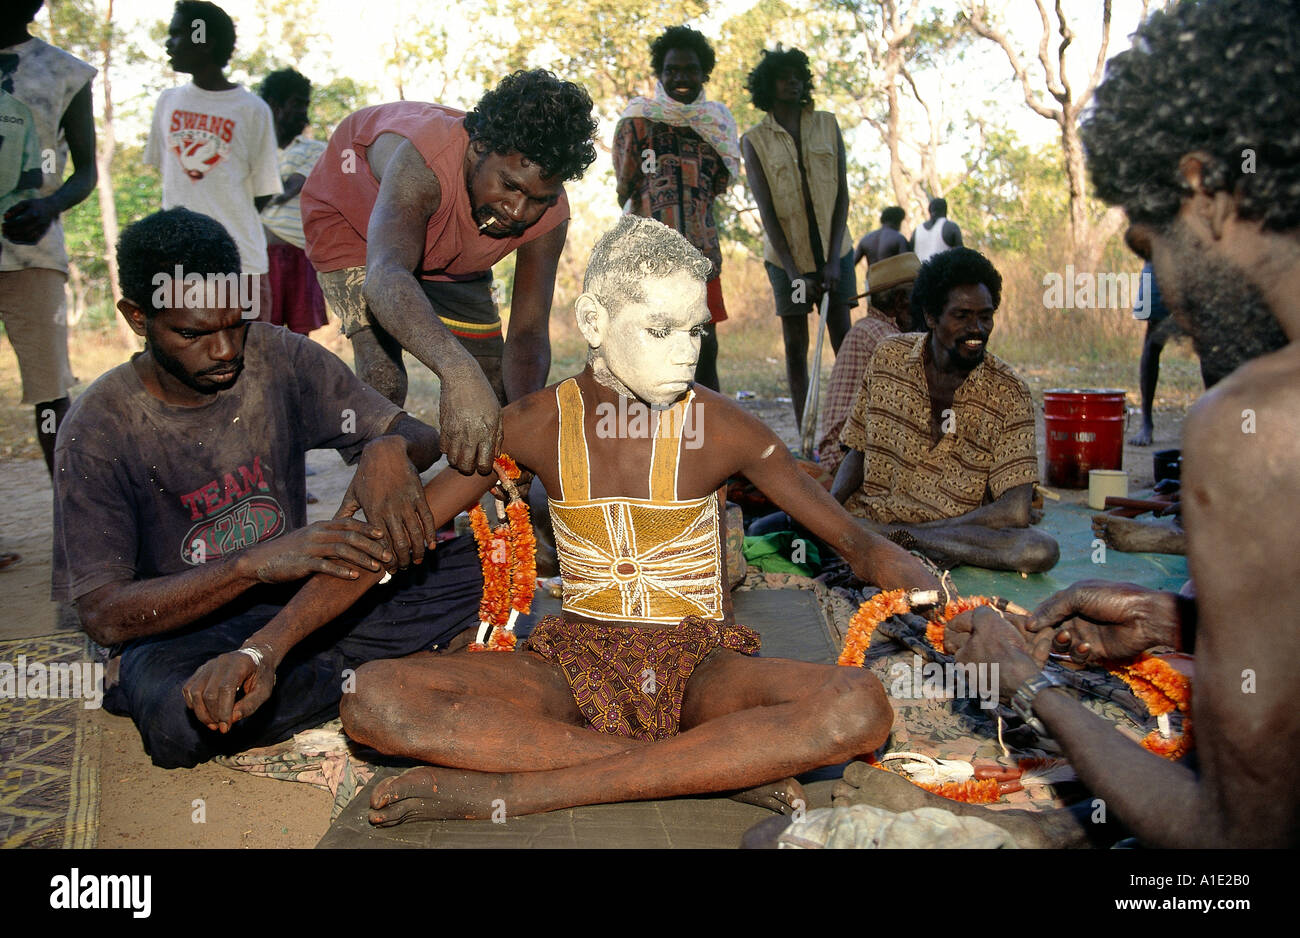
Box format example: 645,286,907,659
1043,389,1126,488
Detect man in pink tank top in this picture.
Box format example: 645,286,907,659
301,70,597,474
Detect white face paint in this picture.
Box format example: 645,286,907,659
591,271,709,407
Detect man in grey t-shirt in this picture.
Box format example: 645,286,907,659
52,208,482,768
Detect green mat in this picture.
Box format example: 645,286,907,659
948,501,1189,609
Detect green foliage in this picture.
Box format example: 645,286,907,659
712,0,803,135
230,0,322,83
946,128,1068,256
309,77,374,138
34,0,104,53
482,0,710,121
61,146,162,325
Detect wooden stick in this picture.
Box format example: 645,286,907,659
799,291,832,458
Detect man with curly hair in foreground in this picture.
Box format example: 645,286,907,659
302,70,598,479
864,0,1295,848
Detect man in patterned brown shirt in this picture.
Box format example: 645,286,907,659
833,248,1058,572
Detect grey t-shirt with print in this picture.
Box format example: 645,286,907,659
0,37,96,273
51,323,402,602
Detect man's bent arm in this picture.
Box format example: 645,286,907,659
1006,660,1217,846
362,140,484,388
725,402,937,591
239,466,494,667
382,412,441,472
50,84,98,214
612,118,642,207
503,221,566,402
996,641,1276,847
902,482,1034,530
2,84,97,244
990,385,1299,846
77,554,277,647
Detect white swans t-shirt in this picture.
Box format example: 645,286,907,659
145,83,282,275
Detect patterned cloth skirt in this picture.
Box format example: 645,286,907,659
524,615,761,741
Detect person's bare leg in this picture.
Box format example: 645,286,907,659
341,651,647,773
365,651,892,824
827,301,851,354
1092,514,1186,554
782,314,810,431
881,522,1060,573
349,325,408,406
1131,322,1164,446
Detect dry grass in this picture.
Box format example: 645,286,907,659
0,323,140,460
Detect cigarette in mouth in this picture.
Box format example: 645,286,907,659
479,218,494,231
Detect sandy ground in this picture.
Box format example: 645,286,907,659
2,376,1188,848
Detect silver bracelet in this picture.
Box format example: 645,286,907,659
236,646,266,667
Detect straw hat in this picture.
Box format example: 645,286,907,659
867,252,921,295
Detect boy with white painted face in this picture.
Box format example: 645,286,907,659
185,216,938,822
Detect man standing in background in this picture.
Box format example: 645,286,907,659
911,196,962,262
613,25,740,392
259,67,327,334
854,206,909,268
0,0,98,500
816,252,919,477
146,1,281,320
742,47,856,434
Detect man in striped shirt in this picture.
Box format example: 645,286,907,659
832,248,1058,572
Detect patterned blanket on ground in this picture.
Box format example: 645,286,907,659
215,720,375,821
738,568,1161,811
0,633,101,847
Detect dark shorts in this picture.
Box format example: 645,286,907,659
418,276,505,403
765,253,859,317
316,266,506,404
102,537,483,769
523,615,762,741
267,244,328,335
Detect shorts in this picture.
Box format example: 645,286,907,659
524,614,762,741
765,252,858,318
706,275,728,324
316,266,505,402
0,267,76,403
267,244,328,335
